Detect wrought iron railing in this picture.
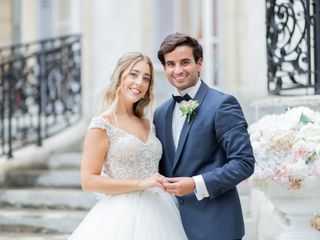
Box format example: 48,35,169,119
266,0,320,95
0,34,81,158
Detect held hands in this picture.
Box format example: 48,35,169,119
162,177,196,196
138,173,196,197
137,173,169,191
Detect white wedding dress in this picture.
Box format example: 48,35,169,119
68,117,188,240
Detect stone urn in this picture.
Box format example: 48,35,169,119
265,178,320,240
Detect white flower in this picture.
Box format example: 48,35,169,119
286,160,309,180
179,100,199,124
297,124,320,143
248,106,320,189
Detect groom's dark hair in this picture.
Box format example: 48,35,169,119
157,32,203,65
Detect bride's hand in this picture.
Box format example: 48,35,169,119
137,173,168,191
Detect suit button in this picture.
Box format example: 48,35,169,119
178,199,184,204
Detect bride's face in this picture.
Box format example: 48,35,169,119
119,61,151,104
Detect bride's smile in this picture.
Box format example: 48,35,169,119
119,61,151,104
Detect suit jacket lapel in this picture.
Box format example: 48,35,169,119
173,81,209,171
164,99,175,167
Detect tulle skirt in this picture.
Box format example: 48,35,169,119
68,188,188,240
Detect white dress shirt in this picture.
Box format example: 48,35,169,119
172,80,209,201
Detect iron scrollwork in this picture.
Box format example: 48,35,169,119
266,0,320,94
0,35,81,158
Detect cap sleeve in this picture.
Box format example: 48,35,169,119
89,117,111,132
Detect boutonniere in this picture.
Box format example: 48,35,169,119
179,100,199,124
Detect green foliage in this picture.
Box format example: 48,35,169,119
299,113,311,125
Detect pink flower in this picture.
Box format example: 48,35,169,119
248,107,320,189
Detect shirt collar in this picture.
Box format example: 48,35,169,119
173,79,201,99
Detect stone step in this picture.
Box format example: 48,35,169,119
0,232,69,240
47,153,82,170
0,188,97,210
8,170,81,188
0,208,86,234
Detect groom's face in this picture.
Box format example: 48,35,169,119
163,45,202,93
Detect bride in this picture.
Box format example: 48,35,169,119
68,52,188,240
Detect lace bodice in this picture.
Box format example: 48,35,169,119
89,117,162,180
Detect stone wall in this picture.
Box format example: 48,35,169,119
0,0,12,46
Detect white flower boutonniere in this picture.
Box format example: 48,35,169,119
179,100,199,124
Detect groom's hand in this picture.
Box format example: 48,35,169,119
162,177,195,196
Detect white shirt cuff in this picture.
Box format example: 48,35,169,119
193,175,209,201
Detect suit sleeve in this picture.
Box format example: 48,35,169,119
202,95,255,198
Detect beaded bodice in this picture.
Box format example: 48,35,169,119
89,117,162,180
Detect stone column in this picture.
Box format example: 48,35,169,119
201,0,214,87
221,0,268,104
81,0,155,121
0,0,13,46
20,0,37,42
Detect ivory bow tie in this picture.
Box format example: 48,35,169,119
172,94,192,103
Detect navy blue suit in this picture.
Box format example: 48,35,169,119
154,81,255,240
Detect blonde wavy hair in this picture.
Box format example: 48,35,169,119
100,52,154,118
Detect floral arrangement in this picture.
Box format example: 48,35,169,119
248,106,320,189
180,100,199,124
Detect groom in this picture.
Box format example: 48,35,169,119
154,33,255,240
